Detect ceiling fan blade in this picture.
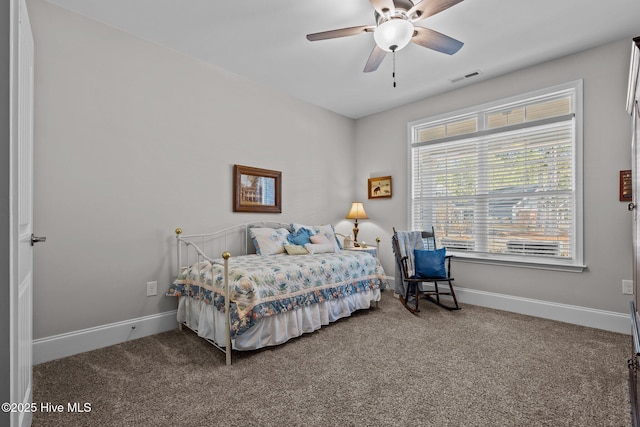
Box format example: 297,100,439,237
369,0,395,17
412,26,463,55
408,0,464,21
306,25,373,41
363,45,386,73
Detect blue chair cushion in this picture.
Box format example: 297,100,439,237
414,247,447,279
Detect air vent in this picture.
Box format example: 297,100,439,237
449,70,481,84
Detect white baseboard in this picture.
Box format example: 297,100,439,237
386,278,630,334
33,310,178,365
455,287,630,334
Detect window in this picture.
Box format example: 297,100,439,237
409,81,583,270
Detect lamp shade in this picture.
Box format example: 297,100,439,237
373,18,414,52
346,202,369,220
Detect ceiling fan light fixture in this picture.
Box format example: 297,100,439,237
373,18,413,52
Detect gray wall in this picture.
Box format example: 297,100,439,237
355,39,634,314
27,0,636,344
2,1,11,424
29,0,357,339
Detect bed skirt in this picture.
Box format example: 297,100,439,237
177,288,381,350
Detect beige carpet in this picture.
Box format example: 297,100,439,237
33,292,632,426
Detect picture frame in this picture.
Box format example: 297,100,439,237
620,169,632,202
368,176,392,199
233,164,282,213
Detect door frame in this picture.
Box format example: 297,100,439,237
8,1,35,426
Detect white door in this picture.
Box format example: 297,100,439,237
10,1,36,426
628,38,639,309
629,103,640,310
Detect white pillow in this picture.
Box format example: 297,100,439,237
248,227,290,255
291,223,340,253
304,243,335,254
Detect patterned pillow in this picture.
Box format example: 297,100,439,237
248,227,290,255
291,223,340,253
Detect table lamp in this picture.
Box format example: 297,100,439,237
345,202,369,247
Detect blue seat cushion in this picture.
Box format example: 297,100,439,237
414,248,447,279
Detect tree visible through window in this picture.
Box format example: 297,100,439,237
409,82,582,267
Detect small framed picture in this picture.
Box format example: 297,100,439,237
368,176,392,199
233,164,282,213
620,169,632,202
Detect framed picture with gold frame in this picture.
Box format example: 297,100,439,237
620,169,632,202
368,176,392,199
233,164,282,213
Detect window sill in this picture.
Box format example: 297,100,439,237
448,252,586,273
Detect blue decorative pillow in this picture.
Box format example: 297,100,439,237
414,248,447,278
287,227,313,246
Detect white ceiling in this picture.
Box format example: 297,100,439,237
46,0,640,119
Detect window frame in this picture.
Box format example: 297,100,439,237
407,81,584,272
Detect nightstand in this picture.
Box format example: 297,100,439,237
344,237,380,260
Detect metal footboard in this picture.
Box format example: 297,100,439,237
173,222,292,365
174,227,233,365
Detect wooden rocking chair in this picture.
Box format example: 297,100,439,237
392,227,460,313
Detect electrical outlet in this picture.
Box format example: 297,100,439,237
623,280,634,295
146,281,157,296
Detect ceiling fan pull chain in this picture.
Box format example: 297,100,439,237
393,50,396,88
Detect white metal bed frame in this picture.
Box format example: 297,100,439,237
173,222,381,365
174,226,232,365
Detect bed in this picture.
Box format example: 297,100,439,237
166,222,387,364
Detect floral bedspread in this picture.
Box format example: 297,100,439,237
166,251,387,338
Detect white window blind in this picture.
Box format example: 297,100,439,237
409,82,582,268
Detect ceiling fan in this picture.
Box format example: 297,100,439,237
306,0,464,73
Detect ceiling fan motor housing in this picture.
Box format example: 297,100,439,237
373,1,419,52
374,18,414,52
